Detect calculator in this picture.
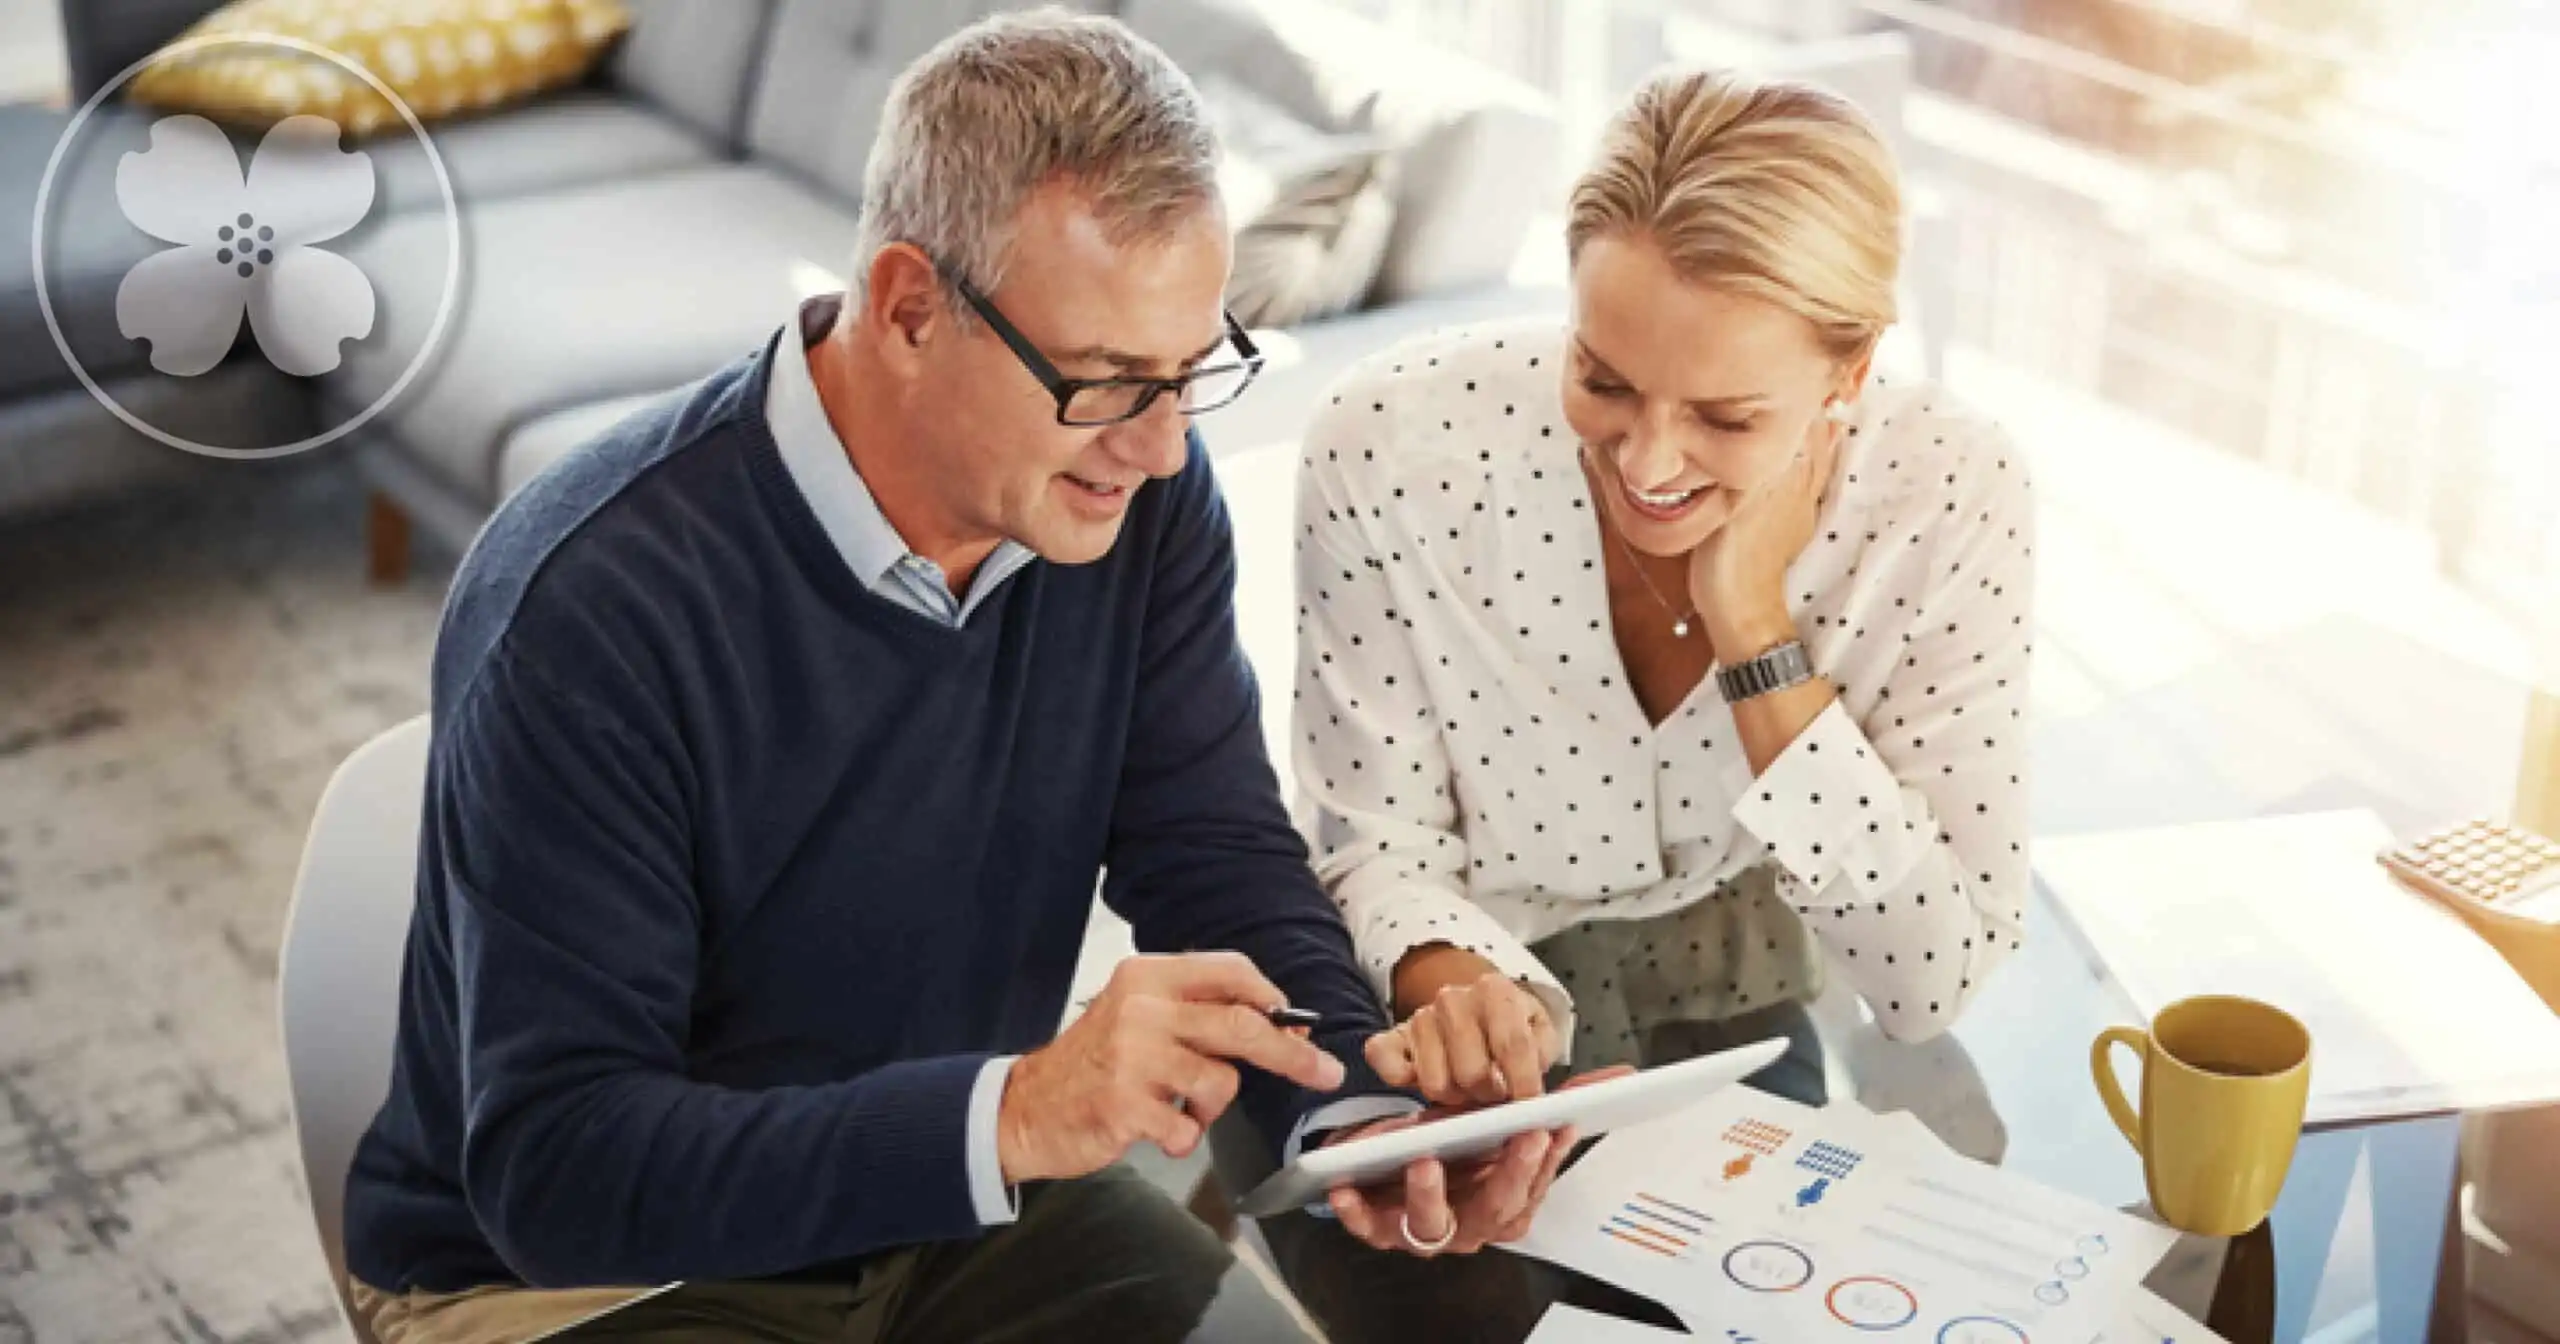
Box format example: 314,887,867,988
2380,819,2560,925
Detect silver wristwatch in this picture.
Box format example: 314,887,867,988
1715,639,1814,703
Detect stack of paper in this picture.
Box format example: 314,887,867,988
2037,810,2560,1125
1511,1088,2225,1342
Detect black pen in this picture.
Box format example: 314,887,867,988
1265,1005,1324,1031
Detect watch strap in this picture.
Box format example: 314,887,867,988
1715,639,1814,703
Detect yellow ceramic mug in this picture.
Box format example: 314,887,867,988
2090,994,2312,1237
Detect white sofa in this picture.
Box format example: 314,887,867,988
8,0,1563,543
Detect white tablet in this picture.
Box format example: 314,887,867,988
1236,1036,1788,1218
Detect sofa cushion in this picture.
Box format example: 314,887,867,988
1,89,715,407
494,386,687,500
369,89,715,215
608,0,781,149
0,364,314,522
0,104,174,398
324,163,859,504
1197,74,1396,328
1121,0,1557,303
1112,0,1318,118
743,0,1114,206
61,0,226,101
125,0,634,138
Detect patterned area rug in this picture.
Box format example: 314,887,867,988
0,463,444,1343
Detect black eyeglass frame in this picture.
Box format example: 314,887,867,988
944,270,1265,427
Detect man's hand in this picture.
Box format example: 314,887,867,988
1321,1065,1635,1256
997,952,1346,1185
1367,968,1560,1105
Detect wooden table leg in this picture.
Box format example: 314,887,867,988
2431,1163,2471,1344
368,491,411,585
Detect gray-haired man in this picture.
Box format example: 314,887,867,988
339,11,1574,1343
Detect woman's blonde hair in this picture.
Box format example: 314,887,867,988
1568,68,1902,363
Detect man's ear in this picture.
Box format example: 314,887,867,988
861,243,945,364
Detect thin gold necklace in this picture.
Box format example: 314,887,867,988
1585,448,1698,638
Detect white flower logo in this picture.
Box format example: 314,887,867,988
114,113,377,377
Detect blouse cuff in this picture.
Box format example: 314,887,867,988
1730,700,1927,901
1337,872,1579,1063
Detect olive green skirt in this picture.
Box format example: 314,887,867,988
1529,862,1824,1072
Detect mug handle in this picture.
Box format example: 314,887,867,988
2090,1027,2149,1152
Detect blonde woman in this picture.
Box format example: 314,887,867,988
1256,66,2037,1335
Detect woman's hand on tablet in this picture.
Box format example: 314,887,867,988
1368,967,1561,1106
1320,1066,1635,1255
1322,1120,1567,1257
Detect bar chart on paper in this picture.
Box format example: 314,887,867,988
1518,1090,2207,1343
1602,1190,1715,1259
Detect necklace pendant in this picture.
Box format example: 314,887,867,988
1673,618,1692,638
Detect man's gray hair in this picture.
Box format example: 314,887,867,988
854,8,1222,324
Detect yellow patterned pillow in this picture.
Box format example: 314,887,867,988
129,0,632,137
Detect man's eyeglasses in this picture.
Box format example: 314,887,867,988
945,270,1264,427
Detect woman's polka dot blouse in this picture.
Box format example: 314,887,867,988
1290,317,2037,1050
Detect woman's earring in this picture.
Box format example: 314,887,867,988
1823,401,1854,425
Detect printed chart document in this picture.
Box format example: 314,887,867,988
2038,810,2560,1125
1523,1304,1690,1342
1512,1088,2214,1342
1523,1295,2220,1344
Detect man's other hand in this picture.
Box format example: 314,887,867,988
997,952,1346,1184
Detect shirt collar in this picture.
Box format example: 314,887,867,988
765,294,1036,612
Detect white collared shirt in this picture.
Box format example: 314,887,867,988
1292,317,2036,1050
766,295,1037,626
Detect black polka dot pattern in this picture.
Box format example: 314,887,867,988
1289,320,2037,1044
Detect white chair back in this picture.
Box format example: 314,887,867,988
279,715,432,1343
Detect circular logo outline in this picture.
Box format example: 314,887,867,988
31,30,461,460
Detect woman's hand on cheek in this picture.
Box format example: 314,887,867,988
1688,411,1843,649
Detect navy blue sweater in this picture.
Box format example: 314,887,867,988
343,334,1394,1292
